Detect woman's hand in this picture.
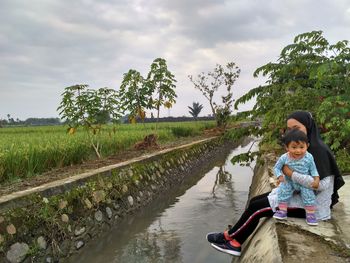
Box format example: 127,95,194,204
282,165,293,177
311,176,320,190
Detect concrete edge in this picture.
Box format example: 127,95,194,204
0,137,217,210
239,153,350,262
235,153,283,263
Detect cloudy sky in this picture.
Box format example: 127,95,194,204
1,0,350,120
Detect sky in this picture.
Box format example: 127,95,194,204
1,0,350,120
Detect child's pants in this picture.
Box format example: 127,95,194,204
277,178,316,206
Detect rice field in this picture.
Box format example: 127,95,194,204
0,121,215,184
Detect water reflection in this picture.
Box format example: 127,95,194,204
212,164,232,198
66,142,256,263
116,228,182,263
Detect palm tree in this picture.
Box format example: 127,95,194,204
188,102,203,120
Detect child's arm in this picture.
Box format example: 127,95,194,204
274,154,287,182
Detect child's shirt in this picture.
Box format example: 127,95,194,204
274,151,319,178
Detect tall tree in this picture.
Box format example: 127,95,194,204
147,58,177,123
189,62,240,127
118,69,152,123
57,84,121,158
188,102,203,120
234,31,350,171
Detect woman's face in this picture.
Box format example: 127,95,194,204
287,118,307,134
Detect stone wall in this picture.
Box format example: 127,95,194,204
0,137,238,263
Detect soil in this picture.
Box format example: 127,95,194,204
0,134,216,197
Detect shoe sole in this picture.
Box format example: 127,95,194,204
306,220,318,226
211,243,241,257
273,215,287,220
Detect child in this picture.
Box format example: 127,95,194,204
273,128,320,225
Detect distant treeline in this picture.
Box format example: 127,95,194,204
122,116,215,124
0,118,61,127
0,116,215,127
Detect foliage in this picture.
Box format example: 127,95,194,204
147,58,177,123
224,126,260,166
188,62,241,128
57,84,122,158
118,69,152,123
234,31,350,172
188,102,204,120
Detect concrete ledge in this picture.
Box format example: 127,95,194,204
235,153,283,263
238,153,350,262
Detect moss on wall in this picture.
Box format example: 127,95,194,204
0,137,228,262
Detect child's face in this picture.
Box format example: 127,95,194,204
286,141,308,159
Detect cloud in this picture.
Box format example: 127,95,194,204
0,0,349,119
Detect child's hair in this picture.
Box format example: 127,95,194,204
282,128,308,146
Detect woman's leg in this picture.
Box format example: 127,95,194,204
227,192,273,244
209,192,274,256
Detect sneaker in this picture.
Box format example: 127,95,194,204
206,225,233,244
306,213,318,226
206,232,226,244
211,240,241,256
273,210,287,220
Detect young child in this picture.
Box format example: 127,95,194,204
273,128,320,225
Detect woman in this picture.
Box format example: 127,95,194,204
207,111,345,257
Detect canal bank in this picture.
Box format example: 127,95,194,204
0,136,247,262
66,138,256,263
236,153,350,263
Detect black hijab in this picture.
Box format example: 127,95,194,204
287,111,345,207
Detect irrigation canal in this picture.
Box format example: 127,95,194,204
66,140,256,263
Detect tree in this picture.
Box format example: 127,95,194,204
189,62,240,128
234,31,350,171
147,58,177,123
188,102,203,120
57,84,121,158
118,69,152,123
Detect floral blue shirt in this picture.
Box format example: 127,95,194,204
274,152,319,179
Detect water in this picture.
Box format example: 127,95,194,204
66,141,256,263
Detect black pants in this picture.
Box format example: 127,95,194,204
228,192,306,244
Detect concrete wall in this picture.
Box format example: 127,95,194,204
0,137,240,263
234,153,283,263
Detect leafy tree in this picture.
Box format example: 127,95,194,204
188,102,203,120
189,62,240,128
234,31,350,171
147,58,177,123
57,84,121,158
118,69,153,123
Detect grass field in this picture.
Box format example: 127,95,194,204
0,121,215,184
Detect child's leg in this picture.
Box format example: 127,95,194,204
274,180,294,219
300,186,318,226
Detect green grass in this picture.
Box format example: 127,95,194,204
0,121,215,183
